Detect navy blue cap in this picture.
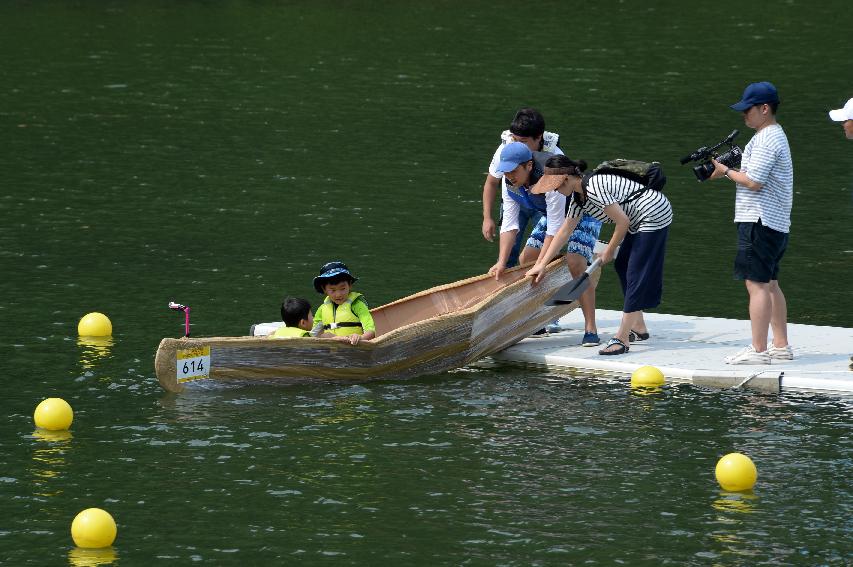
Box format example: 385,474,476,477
731,81,780,111
496,142,533,174
313,261,357,294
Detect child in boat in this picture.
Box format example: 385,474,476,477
312,261,376,345
269,297,314,338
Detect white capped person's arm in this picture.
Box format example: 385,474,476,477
490,188,521,280
481,175,500,240
499,188,521,233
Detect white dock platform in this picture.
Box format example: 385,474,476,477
490,310,853,395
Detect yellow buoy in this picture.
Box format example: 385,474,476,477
71,508,117,548
715,452,758,491
631,365,665,387
33,398,74,431
78,312,112,337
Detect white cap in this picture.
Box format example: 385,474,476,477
828,98,853,121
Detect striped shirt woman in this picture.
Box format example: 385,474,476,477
525,155,673,357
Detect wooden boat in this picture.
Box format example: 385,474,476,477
154,257,600,392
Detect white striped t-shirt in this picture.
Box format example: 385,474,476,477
566,174,673,234
736,124,793,233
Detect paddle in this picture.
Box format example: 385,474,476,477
545,258,602,305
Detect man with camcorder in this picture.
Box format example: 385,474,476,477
708,81,794,365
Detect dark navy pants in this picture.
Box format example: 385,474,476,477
614,226,669,313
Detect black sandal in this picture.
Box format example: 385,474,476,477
629,330,650,342
599,338,629,356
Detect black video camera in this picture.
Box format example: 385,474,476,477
680,130,743,182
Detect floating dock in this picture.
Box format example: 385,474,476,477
490,309,853,395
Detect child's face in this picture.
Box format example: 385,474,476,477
323,281,352,305
298,311,314,331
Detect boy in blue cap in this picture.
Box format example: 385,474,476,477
490,141,604,346
311,261,376,345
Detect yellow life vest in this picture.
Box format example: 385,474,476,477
316,292,364,336
270,325,311,338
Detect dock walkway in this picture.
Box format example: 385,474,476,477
490,309,853,395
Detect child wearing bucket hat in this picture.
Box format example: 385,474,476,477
311,261,376,345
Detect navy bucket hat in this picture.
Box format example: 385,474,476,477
313,261,357,294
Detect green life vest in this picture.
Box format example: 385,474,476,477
270,326,311,338
316,292,365,336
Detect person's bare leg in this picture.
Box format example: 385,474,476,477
632,311,648,335
768,279,789,348
600,311,641,353
745,279,771,352
566,253,596,334
518,246,539,266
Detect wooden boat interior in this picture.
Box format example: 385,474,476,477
371,262,535,337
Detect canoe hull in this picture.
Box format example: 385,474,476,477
154,259,597,392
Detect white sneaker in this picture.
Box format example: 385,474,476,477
724,345,771,365
767,344,794,361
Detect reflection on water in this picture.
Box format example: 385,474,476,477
712,491,758,515
67,547,118,567
315,392,376,427
709,493,762,562
630,385,665,397
301,391,379,486
32,429,73,443
156,390,222,423
30,429,73,498
4,373,851,565
77,337,113,370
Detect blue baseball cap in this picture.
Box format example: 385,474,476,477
730,81,780,111
496,142,533,174
313,261,357,294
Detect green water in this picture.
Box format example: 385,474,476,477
2,1,852,564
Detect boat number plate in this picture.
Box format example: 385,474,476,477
176,346,211,383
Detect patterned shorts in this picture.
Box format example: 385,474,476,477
526,214,603,262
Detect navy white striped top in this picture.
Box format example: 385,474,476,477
566,174,673,234
736,124,793,233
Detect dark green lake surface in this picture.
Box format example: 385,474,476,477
1,1,852,565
